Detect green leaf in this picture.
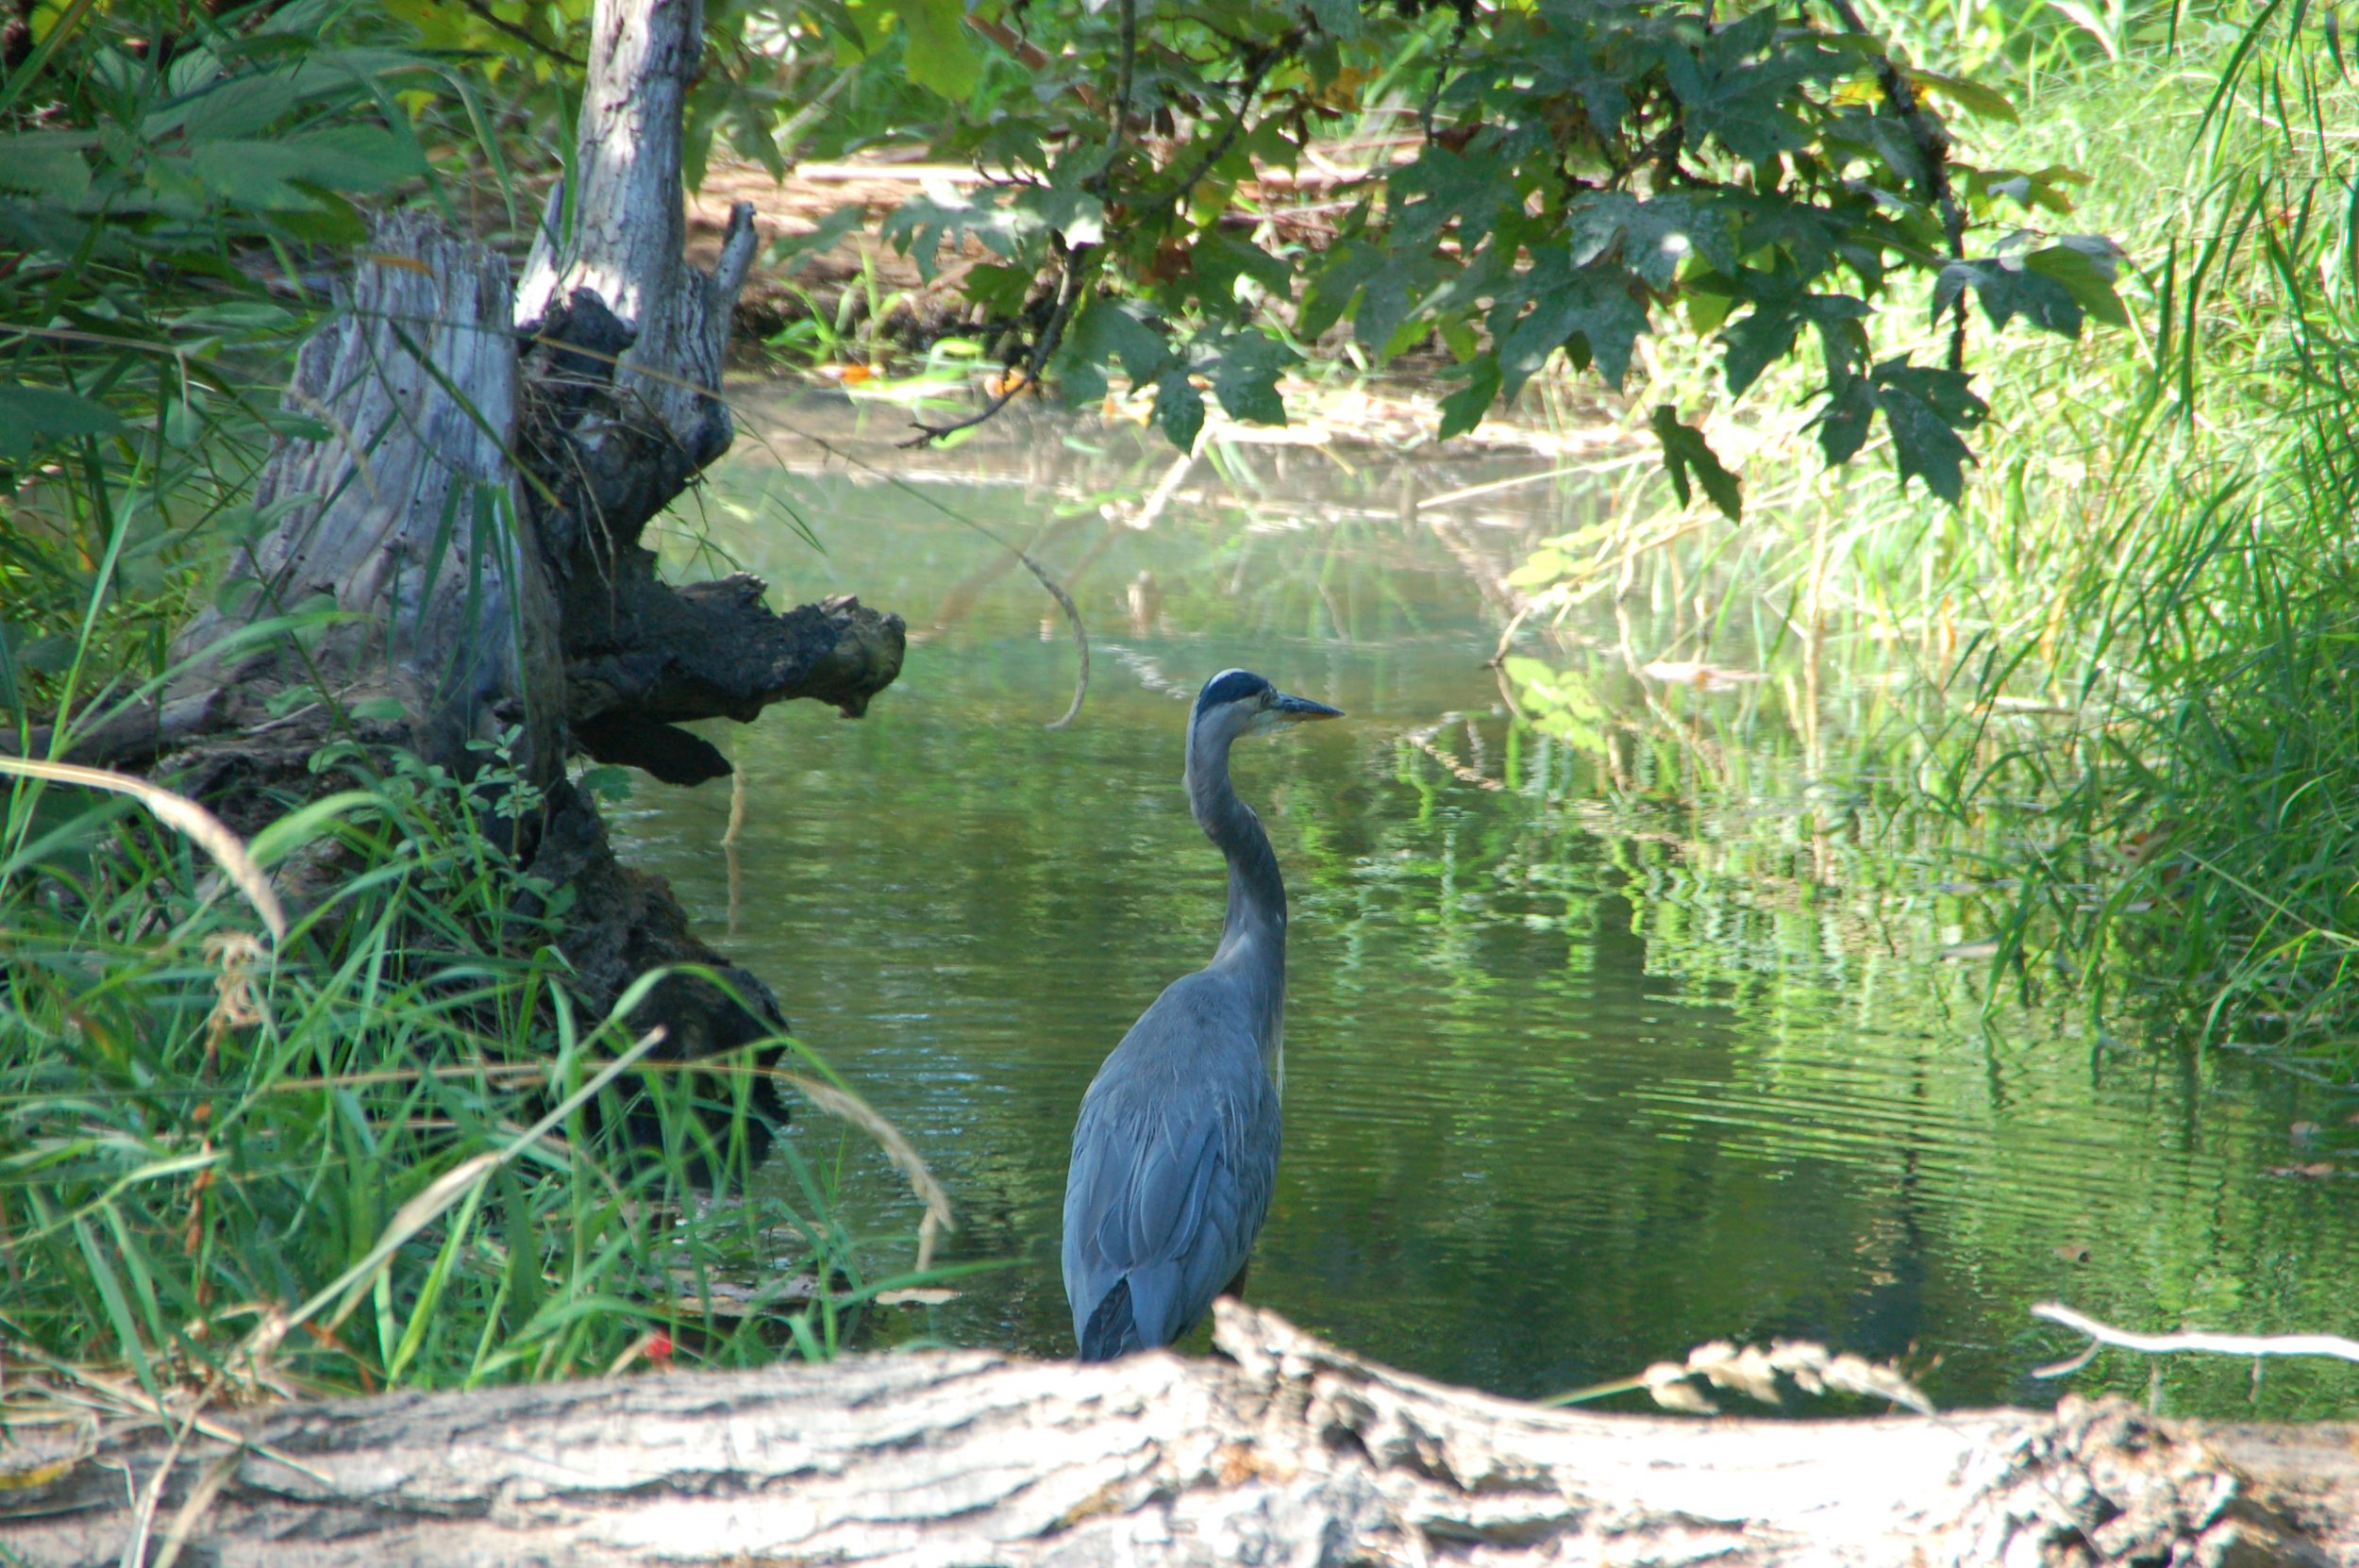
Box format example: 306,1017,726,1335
1208,331,1295,425
1908,67,2018,123
0,385,122,461
1649,407,1742,520
1072,299,1169,381
886,0,981,102
280,125,422,192
1496,259,1648,397
1568,192,1739,288
1302,0,1364,41
184,139,357,208
1020,152,1109,246
1055,298,1163,406
1352,251,1453,361
1657,8,1840,167
883,189,1042,281
0,134,92,203
1721,290,1867,396
770,202,866,275
1155,369,1205,450
169,301,297,336
1814,372,1874,464
960,262,1035,316
1872,359,1986,502
581,765,634,804
1933,257,2084,338
1438,356,1503,440
1304,35,1343,91
1726,196,1842,275
2025,239,2129,328
1719,303,1799,398
1297,242,1386,341
1965,164,2087,216
161,71,302,142
1195,231,1294,309
1387,142,1516,249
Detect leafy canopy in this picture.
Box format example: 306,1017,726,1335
0,0,2127,537
730,0,2124,513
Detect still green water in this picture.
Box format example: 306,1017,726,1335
618,386,2359,1418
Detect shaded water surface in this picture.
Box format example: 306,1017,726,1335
617,387,2359,1418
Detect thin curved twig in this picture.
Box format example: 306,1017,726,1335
2031,1301,2359,1379
741,405,1092,728
1023,550,1092,731
454,0,585,67
899,247,1090,447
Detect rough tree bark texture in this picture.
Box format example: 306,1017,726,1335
3,1303,2353,1567
59,0,904,1072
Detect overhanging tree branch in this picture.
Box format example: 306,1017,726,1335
1822,0,1972,370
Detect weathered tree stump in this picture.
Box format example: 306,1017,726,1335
3,1302,2353,1566
45,0,903,1085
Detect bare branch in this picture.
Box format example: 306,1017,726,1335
453,0,585,68
899,243,1091,447
2033,1302,2359,1378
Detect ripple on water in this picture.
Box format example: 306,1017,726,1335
612,392,2359,1419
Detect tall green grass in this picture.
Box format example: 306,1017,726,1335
1915,20,2359,1069
1505,8,2359,1073
0,1,940,1404
0,742,943,1402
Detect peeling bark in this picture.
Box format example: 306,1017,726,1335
2,1303,2352,1567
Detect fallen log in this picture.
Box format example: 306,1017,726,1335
4,1302,2353,1567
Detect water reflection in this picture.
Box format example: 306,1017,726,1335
615,387,2359,1419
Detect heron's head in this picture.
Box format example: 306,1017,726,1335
1189,668,1344,751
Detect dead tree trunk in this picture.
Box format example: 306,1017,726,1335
83,0,902,1072
3,1302,2353,1567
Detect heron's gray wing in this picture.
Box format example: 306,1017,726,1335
1062,1024,1280,1357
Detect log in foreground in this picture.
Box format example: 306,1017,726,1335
6,1303,2355,1567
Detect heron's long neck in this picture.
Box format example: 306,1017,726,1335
1186,726,1288,1016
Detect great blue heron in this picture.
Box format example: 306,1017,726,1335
1062,668,1343,1359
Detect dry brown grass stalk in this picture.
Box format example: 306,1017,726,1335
0,757,286,942
780,1074,953,1272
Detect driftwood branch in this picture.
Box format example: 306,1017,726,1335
5,1302,2355,1567
2033,1303,2359,1378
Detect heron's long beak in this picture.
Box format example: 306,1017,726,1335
1271,692,1344,722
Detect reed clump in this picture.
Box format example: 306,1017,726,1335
1503,11,2359,1076
0,752,941,1403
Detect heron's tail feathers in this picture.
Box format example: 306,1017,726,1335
1079,1276,1139,1361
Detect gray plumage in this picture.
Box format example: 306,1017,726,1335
1062,669,1342,1359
